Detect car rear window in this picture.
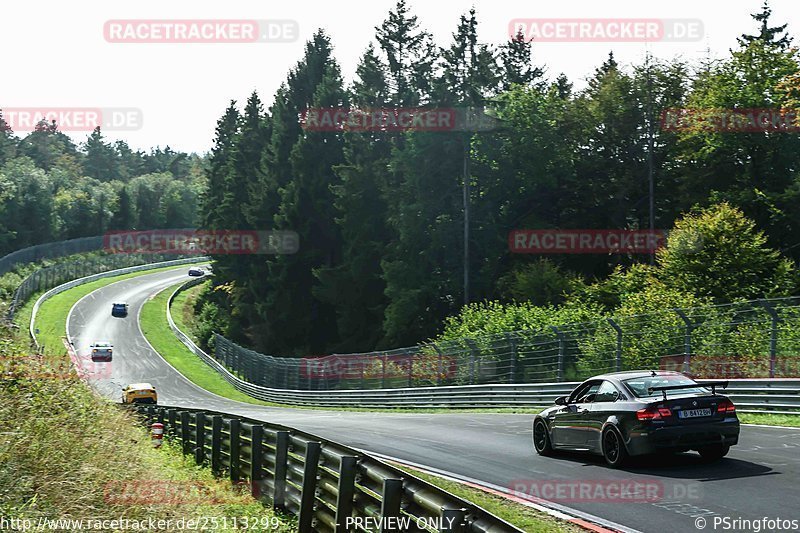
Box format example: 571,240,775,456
623,375,708,398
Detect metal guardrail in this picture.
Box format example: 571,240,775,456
134,404,523,533
28,257,208,349
166,281,800,413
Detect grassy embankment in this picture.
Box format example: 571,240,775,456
1,264,292,530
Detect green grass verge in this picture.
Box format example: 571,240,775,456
393,465,583,533
738,412,800,427
140,285,273,406
31,263,204,359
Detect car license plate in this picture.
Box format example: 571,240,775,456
678,408,711,419
137,391,148,395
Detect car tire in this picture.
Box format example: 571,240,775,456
533,419,553,456
602,426,628,468
698,444,730,461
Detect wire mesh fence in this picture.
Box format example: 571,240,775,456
206,296,800,390
0,236,104,276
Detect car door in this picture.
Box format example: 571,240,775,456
550,381,600,448
586,380,623,452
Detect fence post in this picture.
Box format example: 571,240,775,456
433,344,444,386
379,478,404,533
465,339,479,384
551,326,565,382
250,425,264,499
759,300,781,378
210,415,222,475
298,441,321,533
381,354,387,389
505,333,518,383
229,418,241,482
272,431,290,509
334,456,358,533
674,309,695,375
194,412,205,465
607,318,623,372
407,350,414,387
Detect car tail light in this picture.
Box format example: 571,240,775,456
717,399,736,413
637,407,673,420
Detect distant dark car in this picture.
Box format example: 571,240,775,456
90,342,113,362
188,268,205,277
533,370,740,467
111,302,128,317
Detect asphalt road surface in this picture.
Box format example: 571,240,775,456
66,267,800,533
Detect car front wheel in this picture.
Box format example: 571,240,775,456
602,427,628,468
533,419,553,456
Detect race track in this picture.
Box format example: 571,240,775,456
66,267,800,533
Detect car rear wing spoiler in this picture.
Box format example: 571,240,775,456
648,380,729,400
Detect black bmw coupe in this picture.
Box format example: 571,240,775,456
533,370,740,467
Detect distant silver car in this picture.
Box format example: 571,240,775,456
90,342,113,362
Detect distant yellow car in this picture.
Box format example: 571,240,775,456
122,383,157,404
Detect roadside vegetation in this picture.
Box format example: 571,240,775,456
0,260,292,530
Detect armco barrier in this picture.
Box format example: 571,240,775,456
166,281,800,413
133,404,523,533
29,257,208,349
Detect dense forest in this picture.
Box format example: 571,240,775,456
193,1,800,357
0,118,205,255
4,2,799,359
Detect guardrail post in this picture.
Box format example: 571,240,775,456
273,430,290,509
334,456,358,533
180,411,191,456
250,425,264,500
167,409,177,438
759,300,781,378
674,310,695,374
440,508,467,533
298,441,322,533
194,412,205,465
551,326,565,382
229,418,241,482
379,479,403,533
211,415,223,475
608,318,623,372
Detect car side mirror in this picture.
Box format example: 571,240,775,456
554,396,568,406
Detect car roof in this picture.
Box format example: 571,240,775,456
587,370,686,382
127,382,154,389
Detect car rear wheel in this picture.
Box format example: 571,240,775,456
698,444,730,461
533,419,553,456
602,427,628,468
